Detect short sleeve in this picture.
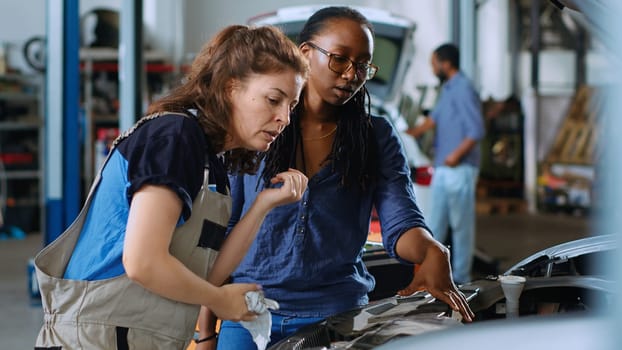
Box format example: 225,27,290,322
116,114,206,220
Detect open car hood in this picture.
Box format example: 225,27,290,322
268,234,616,349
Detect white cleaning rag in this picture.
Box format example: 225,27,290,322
240,291,279,350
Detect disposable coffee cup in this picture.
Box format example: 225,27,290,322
499,275,526,319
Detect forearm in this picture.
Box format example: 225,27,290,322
198,198,276,341
198,306,218,337
207,199,271,286
124,186,222,308
125,184,268,327
395,227,449,264
450,138,477,162
125,252,221,308
406,125,426,138
406,117,435,138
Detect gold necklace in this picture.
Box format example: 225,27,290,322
302,125,338,141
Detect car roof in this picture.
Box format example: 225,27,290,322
247,4,413,28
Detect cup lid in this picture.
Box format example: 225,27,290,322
498,275,526,284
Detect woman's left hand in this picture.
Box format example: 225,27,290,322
397,245,475,322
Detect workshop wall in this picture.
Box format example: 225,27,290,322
182,0,450,94
0,0,46,74
0,1,612,96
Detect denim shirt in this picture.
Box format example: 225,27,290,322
431,71,485,167
227,115,429,317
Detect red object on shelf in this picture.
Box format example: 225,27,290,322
413,166,433,186
79,62,176,73
0,153,34,165
368,207,383,242
368,219,382,243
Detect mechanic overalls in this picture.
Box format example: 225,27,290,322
34,112,231,349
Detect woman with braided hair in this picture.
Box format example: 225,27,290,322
209,7,474,350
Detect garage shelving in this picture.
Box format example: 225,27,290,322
0,74,44,234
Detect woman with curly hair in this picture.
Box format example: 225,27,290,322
34,24,309,349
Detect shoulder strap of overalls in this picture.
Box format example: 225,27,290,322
35,112,193,276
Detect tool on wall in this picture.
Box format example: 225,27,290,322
23,36,46,73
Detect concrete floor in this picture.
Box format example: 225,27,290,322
0,233,44,350
0,213,591,349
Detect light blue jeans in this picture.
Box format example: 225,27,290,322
428,165,478,284
217,314,324,350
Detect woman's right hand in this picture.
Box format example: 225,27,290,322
208,283,261,322
258,168,308,209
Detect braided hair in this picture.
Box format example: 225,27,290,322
261,6,378,189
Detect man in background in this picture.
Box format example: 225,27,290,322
407,43,485,284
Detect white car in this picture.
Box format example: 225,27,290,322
248,5,433,216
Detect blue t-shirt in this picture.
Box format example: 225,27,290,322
228,115,430,317
431,71,485,167
63,114,207,281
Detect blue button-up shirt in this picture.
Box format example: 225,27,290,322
227,116,429,317
431,71,485,167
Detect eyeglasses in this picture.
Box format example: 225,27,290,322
305,42,378,81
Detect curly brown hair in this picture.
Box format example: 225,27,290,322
147,25,309,174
